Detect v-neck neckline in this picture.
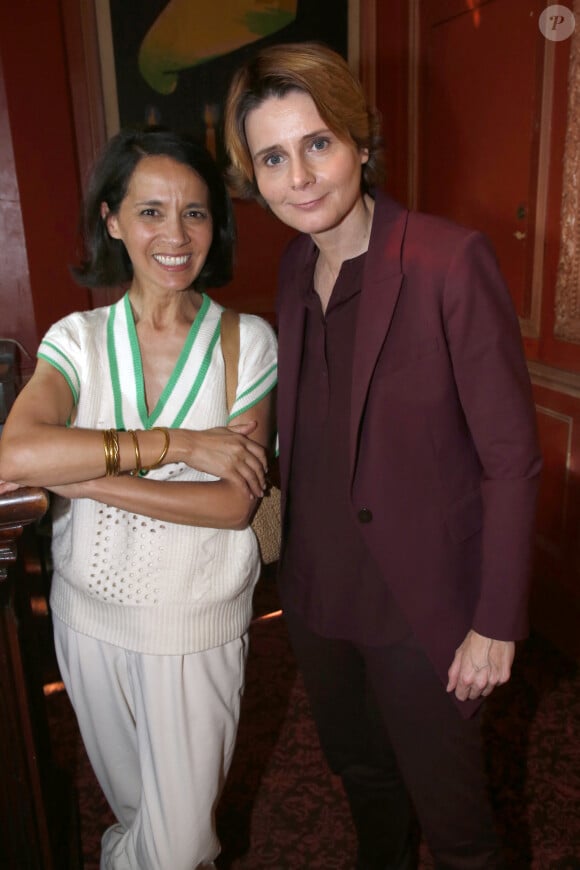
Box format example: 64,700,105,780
107,292,219,430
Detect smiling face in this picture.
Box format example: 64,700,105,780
103,155,213,296
244,90,369,242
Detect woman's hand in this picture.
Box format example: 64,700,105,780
0,479,22,495
446,629,514,702
173,421,268,498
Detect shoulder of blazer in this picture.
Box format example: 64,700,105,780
365,191,409,277
372,189,408,223
369,191,477,258
400,199,489,274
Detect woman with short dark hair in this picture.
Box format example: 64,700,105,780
76,127,235,290
0,127,277,869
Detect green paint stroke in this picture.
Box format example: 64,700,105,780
243,10,295,36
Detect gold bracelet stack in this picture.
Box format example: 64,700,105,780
127,430,142,477
102,427,169,477
141,427,170,473
103,429,120,476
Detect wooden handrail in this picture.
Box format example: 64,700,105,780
0,486,49,580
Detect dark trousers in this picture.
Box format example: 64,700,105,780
284,608,505,870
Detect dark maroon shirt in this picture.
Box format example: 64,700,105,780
278,250,410,645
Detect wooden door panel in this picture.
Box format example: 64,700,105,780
532,384,580,655
418,0,543,319
535,407,571,552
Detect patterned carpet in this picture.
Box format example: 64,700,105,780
45,575,580,870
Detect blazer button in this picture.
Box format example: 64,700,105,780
358,508,373,523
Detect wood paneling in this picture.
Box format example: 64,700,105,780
532,380,580,656
534,403,573,555
375,0,410,205
0,0,91,355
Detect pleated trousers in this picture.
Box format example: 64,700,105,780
53,615,247,870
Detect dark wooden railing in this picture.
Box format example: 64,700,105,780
0,487,81,869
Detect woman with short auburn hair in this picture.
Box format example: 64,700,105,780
225,41,384,201
224,41,541,869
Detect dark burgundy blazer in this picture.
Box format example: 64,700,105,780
276,191,542,705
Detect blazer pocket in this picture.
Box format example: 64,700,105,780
445,489,483,543
377,338,441,378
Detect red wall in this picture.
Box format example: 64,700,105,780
0,0,94,360
213,200,296,323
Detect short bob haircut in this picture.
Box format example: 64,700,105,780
73,127,235,290
224,41,384,202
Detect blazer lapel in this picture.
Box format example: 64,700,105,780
350,196,409,473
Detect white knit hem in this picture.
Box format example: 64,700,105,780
49,575,258,655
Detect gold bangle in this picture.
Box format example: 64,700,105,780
141,427,170,473
110,430,120,476
103,429,120,476
110,430,119,476
111,430,120,476
103,429,111,476
127,430,142,477
102,430,110,475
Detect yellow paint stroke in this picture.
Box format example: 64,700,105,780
139,0,298,94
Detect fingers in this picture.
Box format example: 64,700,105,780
446,652,461,693
459,665,495,701
448,660,490,700
184,428,268,498
240,434,269,472
229,453,267,499
0,480,22,495
228,421,258,435
452,666,487,702
220,434,267,496
447,631,515,702
226,424,268,473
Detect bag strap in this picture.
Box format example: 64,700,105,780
220,309,240,414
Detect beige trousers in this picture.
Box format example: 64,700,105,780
53,616,247,870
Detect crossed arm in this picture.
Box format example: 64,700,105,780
0,360,272,529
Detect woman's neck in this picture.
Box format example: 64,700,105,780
128,286,202,330
312,193,375,312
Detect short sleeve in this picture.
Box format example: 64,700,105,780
37,315,84,406
229,314,277,420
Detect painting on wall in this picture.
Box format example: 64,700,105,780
96,0,358,166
